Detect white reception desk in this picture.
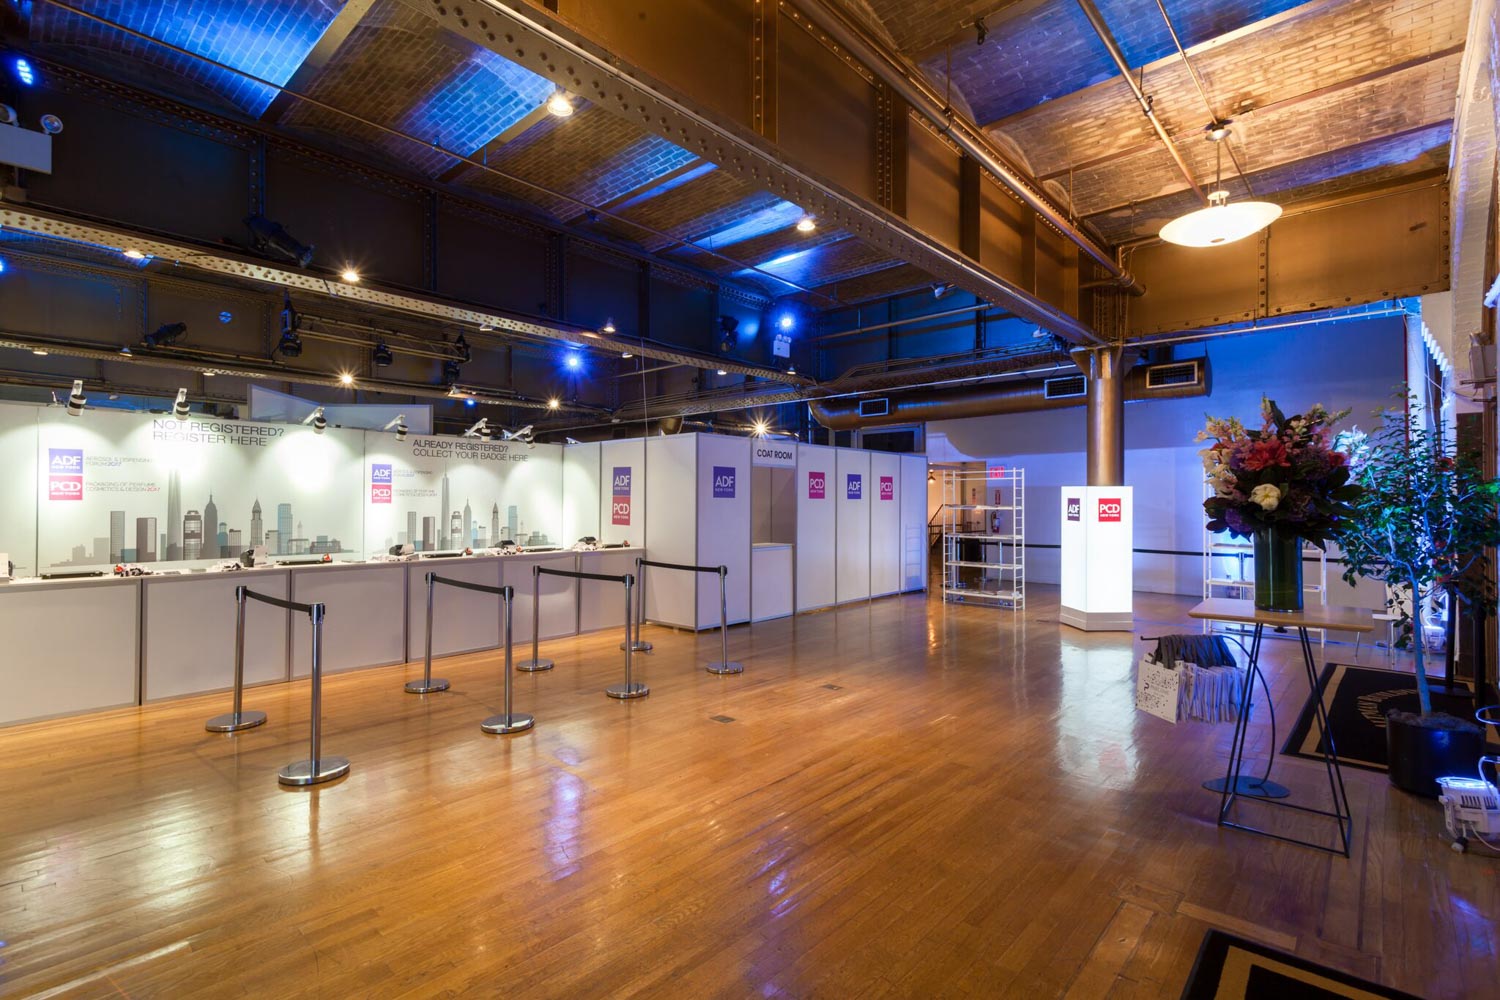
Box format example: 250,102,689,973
0,547,642,727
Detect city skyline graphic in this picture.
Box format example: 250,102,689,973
382,471,551,552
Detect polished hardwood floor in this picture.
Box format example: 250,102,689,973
0,585,1494,998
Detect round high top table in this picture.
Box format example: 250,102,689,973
1188,598,1375,857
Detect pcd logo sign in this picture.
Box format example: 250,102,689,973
1066,497,1081,522
48,448,83,501
808,472,826,500
879,475,894,501
1098,498,1122,522
846,474,863,500
712,466,736,499
611,466,632,525
370,463,393,503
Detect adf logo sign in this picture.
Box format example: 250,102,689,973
1066,497,1081,522
48,447,84,501
370,463,392,503
846,473,863,500
808,471,826,499
712,466,736,499
1097,498,1122,522
611,466,632,525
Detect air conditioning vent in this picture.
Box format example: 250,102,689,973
1043,375,1087,399
1146,361,1201,389
858,397,890,417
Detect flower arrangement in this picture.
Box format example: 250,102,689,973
1197,397,1361,548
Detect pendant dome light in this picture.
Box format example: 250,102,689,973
1159,123,1280,248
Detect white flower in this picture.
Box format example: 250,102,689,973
1249,483,1281,511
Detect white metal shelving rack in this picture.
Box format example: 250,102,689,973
942,467,1025,608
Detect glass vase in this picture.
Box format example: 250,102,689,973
1252,527,1303,613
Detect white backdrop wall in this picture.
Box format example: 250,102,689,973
0,404,38,578
563,442,602,544
870,452,901,597
836,449,872,604
796,444,838,611
599,439,646,547
927,317,1407,597
695,434,751,627
643,435,698,627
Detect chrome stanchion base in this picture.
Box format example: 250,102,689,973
277,756,350,786
480,712,535,734
205,710,267,733
606,682,649,700
404,678,450,694
517,658,554,672
1202,775,1290,799
706,661,744,676
619,640,653,652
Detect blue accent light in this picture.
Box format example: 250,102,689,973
14,57,34,86
0,257,6,274
777,313,795,333
465,397,477,408
565,353,582,371
397,51,553,164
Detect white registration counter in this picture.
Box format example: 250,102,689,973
0,546,642,727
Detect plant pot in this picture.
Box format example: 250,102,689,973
1385,709,1484,797
1252,527,1303,612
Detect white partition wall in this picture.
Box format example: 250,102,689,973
0,577,139,725
406,556,503,661
505,551,581,642
644,435,699,628
900,454,929,591
836,449,872,604
291,562,408,676
143,570,291,700
599,439,646,547
869,452,902,597
696,434,751,628
562,443,601,545
796,444,837,611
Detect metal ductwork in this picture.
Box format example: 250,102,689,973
808,358,1209,429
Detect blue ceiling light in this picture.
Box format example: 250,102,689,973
565,352,582,372
0,257,6,274
777,313,795,333
465,397,477,408
14,57,34,87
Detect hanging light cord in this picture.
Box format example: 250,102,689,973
1153,0,1256,199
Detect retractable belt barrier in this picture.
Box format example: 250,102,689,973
527,564,646,699
204,586,349,787
421,573,532,734
630,559,744,676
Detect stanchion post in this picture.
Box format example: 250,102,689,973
606,573,649,699
406,572,451,694
278,603,350,786
707,565,744,675
206,584,268,732
518,563,554,672
483,585,534,734
620,557,653,652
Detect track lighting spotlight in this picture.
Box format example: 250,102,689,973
65,379,86,417
383,414,408,441
602,319,616,334
372,342,394,367
463,418,489,438
975,15,988,46
454,333,471,363
796,216,816,233
931,282,954,300
443,359,461,384
244,214,315,268
144,322,186,348
302,406,326,434
172,388,190,419
546,89,575,117
277,293,303,358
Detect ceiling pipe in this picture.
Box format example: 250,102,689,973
792,0,1143,295
1075,0,1206,205
812,303,998,342
808,359,1209,429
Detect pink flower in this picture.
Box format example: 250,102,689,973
1241,438,1289,472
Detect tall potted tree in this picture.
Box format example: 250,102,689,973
1334,398,1499,796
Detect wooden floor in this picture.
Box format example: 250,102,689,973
0,586,1494,999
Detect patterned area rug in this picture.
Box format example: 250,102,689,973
1180,930,1422,999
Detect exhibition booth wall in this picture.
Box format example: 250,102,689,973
0,404,927,725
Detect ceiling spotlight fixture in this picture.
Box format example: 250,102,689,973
621,350,633,359
0,104,15,126
500,424,534,444
547,398,561,410
718,314,740,352
338,372,355,387
172,388,191,419
244,214,315,268
787,363,797,375
302,406,327,434
546,89,575,117
443,359,462,384
777,313,795,332
975,15,988,46
65,379,86,417
144,322,187,349
454,333,471,363
341,267,360,283
796,216,816,233
1159,128,1281,248
565,353,582,372
277,293,303,357
463,418,490,438
602,319,616,334
752,420,769,437
716,368,727,376
372,342,394,367
931,282,954,299
31,348,47,356
383,414,408,441
38,114,63,135
14,57,36,87
122,249,146,260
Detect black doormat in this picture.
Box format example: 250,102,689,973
1181,930,1422,999
1280,663,1483,772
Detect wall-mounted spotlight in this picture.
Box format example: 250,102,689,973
0,104,14,126
38,114,63,135
244,214,315,268
302,406,326,434
931,282,955,299
372,342,394,367
546,89,575,117
65,379,86,417
277,293,303,357
384,414,408,441
463,418,489,438
500,424,534,445
172,388,191,419
144,322,187,348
